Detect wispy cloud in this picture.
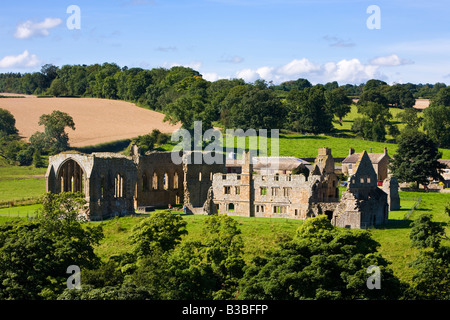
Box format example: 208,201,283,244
369,54,413,66
14,18,62,39
0,50,40,68
121,0,156,6
155,46,177,52
163,61,203,70
219,55,244,64
323,35,355,48
233,55,411,84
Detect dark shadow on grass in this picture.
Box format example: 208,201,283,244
282,135,327,140
379,219,413,229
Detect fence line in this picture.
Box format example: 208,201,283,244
404,196,422,220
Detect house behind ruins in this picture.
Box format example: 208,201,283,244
45,146,395,229
342,147,390,182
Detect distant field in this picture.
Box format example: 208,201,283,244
413,99,430,109
0,178,45,206
0,95,181,147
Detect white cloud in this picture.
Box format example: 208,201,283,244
202,72,222,82
234,56,391,84
0,50,40,69
219,55,244,64
323,35,356,48
369,54,413,66
14,18,62,39
164,61,203,70
235,68,260,82
326,58,380,83
277,58,320,76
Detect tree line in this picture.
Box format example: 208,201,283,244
0,63,449,168
0,64,447,138
0,192,448,300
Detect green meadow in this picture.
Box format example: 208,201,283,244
89,190,450,285
0,103,448,286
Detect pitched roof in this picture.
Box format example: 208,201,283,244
343,152,389,164
253,156,311,170
225,156,310,170
439,159,450,168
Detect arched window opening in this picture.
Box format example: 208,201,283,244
114,173,124,198
142,173,149,192
152,172,158,190
174,172,179,189
58,159,85,195
164,172,169,190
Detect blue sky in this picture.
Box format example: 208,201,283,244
1,0,450,85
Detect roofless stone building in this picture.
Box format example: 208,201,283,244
45,147,397,228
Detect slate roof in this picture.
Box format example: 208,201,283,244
342,152,389,164
225,156,310,170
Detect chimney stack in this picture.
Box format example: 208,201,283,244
349,148,355,156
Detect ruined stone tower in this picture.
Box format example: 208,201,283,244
333,151,388,228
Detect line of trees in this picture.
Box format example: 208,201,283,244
0,193,448,300
0,64,447,137
0,107,75,166
1,64,449,161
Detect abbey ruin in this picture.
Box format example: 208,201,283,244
45,146,399,229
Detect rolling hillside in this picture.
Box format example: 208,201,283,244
0,95,181,147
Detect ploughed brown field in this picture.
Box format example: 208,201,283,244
413,99,430,109
0,94,181,147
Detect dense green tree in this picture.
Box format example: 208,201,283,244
0,108,18,136
48,78,69,97
397,108,423,130
422,104,450,148
201,214,245,299
40,64,59,88
129,210,188,258
0,192,103,299
352,102,392,141
126,70,153,102
15,146,33,166
1,138,29,165
228,86,285,130
431,86,450,107
285,86,333,134
358,88,389,108
363,79,387,92
389,129,445,189
164,93,215,130
407,213,450,299
274,78,312,91
36,110,75,154
32,148,45,168
238,215,404,300
409,214,446,249
325,86,353,123
102,76,118,99
323,81,339,91
408,247,450,300
385,84,415,108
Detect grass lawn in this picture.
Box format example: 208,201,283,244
0,203,41,217
0,189,447,286
0,164,47,178
370,191,450,283
0,178,45,206
92,213,303,264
